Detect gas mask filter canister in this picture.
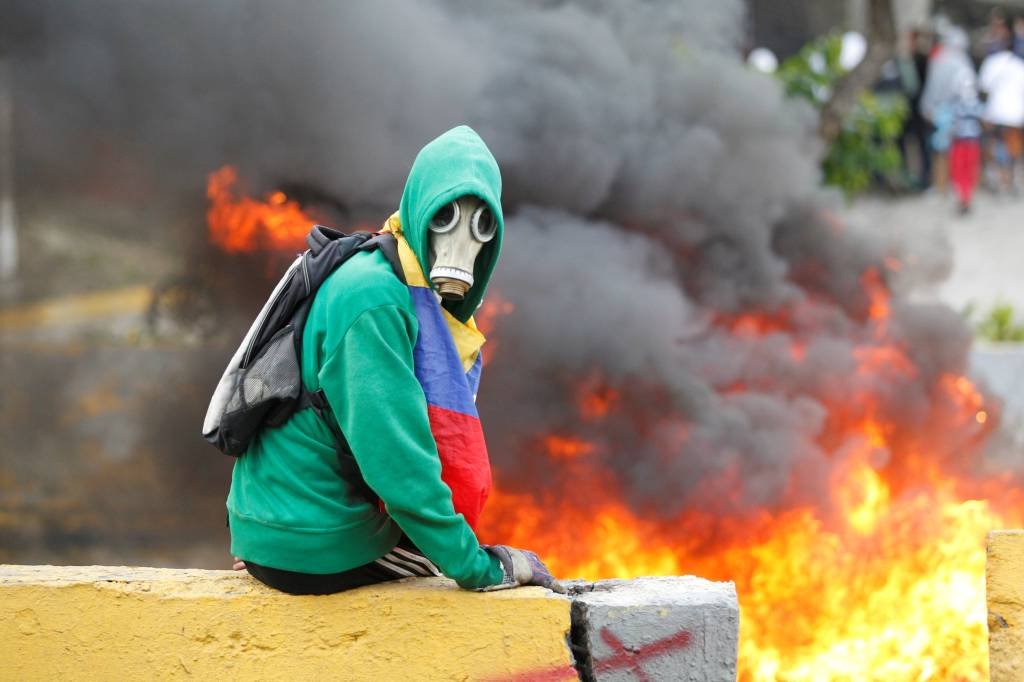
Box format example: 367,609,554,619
428,195,497,300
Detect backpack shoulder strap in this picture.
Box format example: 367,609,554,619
292,226,406,505
298,388,378,504
309,225,405,284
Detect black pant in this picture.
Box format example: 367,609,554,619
900,117,933,188
244,536,441,595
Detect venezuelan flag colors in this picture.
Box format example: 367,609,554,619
394,229,492,529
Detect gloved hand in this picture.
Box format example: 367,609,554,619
481,545,567,594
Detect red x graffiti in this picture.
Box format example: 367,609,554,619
490,626,693,682
593,627,693,681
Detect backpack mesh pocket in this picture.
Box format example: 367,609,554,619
219,325,302,454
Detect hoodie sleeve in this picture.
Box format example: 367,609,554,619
318,303,505,589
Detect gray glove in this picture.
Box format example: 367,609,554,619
481,545,567,594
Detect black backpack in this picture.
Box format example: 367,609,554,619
202,226,405,492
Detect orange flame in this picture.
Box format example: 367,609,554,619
862,267,891,339
579,388,619,420
477,291,516,337
543,435,595,459
207,165,314,253
480,447,1015,680
476,292,516,365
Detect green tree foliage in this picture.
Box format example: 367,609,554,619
776,34,908,196
974,303,1024,342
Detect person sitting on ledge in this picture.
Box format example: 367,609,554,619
225,126,563,596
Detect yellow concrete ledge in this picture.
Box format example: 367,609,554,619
0,565,575,682
988,530,1024,682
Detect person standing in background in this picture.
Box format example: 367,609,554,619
1013,15,1024,59
921,27,976,194
948,77,985,214
978,29,1024,194
899,27,933,190
980,8,1010,58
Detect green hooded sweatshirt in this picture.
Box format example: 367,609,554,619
227,126,505,588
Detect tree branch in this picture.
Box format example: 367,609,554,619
818,0,897,144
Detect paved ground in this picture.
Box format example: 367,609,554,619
846,190,1024,314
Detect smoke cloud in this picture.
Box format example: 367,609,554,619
5,0,996,541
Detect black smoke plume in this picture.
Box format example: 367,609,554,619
2,0,1001,561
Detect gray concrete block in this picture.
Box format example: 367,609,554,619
571,576,739,682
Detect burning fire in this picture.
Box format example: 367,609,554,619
475,287,1018,680
480,405,1015,679
207,165,313,253
209,171,1020,680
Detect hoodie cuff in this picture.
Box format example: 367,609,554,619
475,545,517,591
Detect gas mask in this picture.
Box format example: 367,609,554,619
428,195,497,300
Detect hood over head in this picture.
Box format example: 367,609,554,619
399,125,504,322
940,26,969,52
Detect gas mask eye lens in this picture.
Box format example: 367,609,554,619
470,206,497,242
429,201,460,233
